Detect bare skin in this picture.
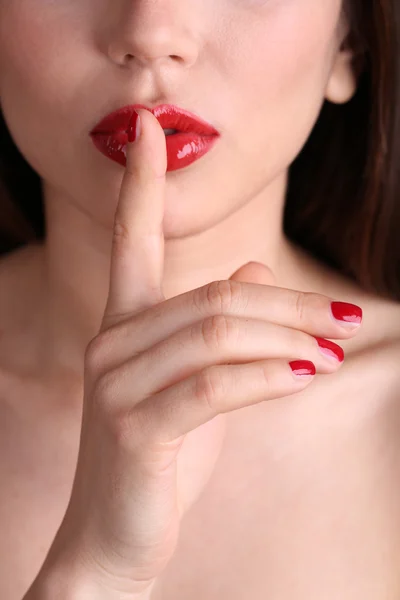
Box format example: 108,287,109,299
1,1,400,598
1,239,400,600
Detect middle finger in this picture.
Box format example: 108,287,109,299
92,280,362,370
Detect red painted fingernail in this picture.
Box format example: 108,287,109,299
314,337,344,362
127,110,141,143
331,301,362,325
289,360,316,377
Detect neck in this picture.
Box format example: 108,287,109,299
29,169,308,377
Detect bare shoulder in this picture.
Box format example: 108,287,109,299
0,243,43,294
340,287,400,358
292,243,400,356
0,243,43,311
329,280,400,404
287,242,400,357
0,243,45,376
302,282,400,424
290,245,400,414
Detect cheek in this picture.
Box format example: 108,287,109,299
224,1,342,167
0,3,90,181
0,0,343,208
261,4,340,98
0,5,59,103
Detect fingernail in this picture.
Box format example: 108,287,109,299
331,301,363,327
289,360,316,377
314,337,344,362
127,110,141,143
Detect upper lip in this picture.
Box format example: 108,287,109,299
90,103,220,136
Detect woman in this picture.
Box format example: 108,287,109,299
1,0,400,598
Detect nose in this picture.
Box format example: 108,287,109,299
103,0,199,70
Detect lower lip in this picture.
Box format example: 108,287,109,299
90,130,219,172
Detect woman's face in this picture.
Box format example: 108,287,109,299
0,0,350,237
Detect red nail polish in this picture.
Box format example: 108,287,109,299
314,337,344,362
289,360,316,377
331,301,362,324
127,110,140,143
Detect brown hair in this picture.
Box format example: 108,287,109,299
1,1,399,299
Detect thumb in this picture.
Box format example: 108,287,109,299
229,261,277,286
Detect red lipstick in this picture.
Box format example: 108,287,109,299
90,104,220,172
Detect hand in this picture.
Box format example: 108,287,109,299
45,109,362,597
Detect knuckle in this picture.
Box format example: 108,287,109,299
113,220,130,243
91,369,121,415
259,362,272,396
91,380,150,450
200,314,240,351
84,331,115,376
293,290,308,323
286,329,309,358
195,366,227,412
111,220,131,256
203,279,244,314
290,291,327,325
90,373,152,451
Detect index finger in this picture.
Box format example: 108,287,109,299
101,108,168,332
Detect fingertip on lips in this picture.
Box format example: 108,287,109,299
127,110,145,144
91,104,220,172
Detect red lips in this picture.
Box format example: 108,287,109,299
90,104,220,172
91,103,220,136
